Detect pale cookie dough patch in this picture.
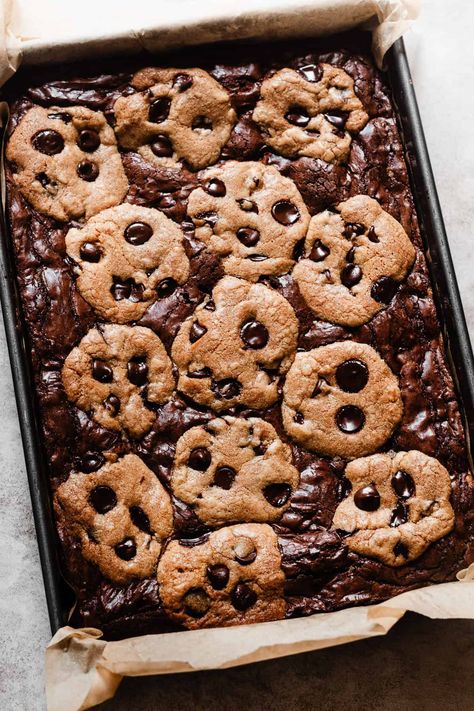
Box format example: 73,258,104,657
6,105,128,221
292,195,415,327
187,161,310,281
65,203,190,323
253,63,368,162
172,416,300,526
282,341,402,458
54,454,173,584
114,67,236,170
172,276,298,411
62,324,174,438
332,450,455,566
157,523,285,629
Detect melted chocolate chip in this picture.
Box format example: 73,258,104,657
158,194,176,209
298,64,322,82
211,378,242,400
371,276,399,304
79,242,101,262
77,160,99,182
156,277,177,298
127,357,148,386
354,483,380,511
231,582,257,611
271,200,300,225
235,548,257,566
148,97,171,123
323,110,349,131
129,505,153,534
124,222,153,245
294,411,304,424
104,394,120,416
188,447,211,471
32,129,64,155
393,541,409,558
187,367,212,379
391,470,416,499
190,321,208,343
150,135,173,157
240,319,269,349
340,264,362,288
263,483,291,507
207,564,229,590
309,239,330,262
81,452,105,473
173,73,193,91
183,588,211,618
47,111,71,123
205,178,226,197
89,485,117,513
337,477,353,501
367,226,379,243
110,277,145,302
212,466,236,490
336,359,369,393
92,359,113,383
115,538,137,560
285,105,310,127
237,227,260,247
292,238,305,261
390,501,408,527
77,129,100,153
192,116,212,130
336,405,365,433
343,222,365,239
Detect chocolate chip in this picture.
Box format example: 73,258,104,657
188,447,211,471
247,254,267,261
231,582,257,611
211,378,242,400
393,541,409,558
367,226,379,243
183,587,211,618
192,116,212,130
187,367,212,379
32,129,64,155
115,538,137,560
129,505,153,534
336,359,369,393
104,394,120,416
234,539,257,565
190,321,208,343
337,477,352,501
391,470,416,499
336,405,365,433
263,483,291,508
309,239,330,262
77,160,99,182
80,241,101,262
253,443,267,456
157,277,177,298
346,246,356,263
323,269,334,283
47,111,72,123
354,483,380,511
343,222,365,239
89,485,117,513
150,135,173,157
77,129,100,153
36,172,52,188
371,276,399,304
285,105,310,127
240,319,269,349
173,73,193,91
311,378,326,397
80,452,105,473
271,200,300,225
212,466,236,490
158,194,176,209
323,110,349,131
92,359,113,383
195,210,218,227
204,299,216,311
298,64,322,82
205,178,226,197
110,277,145,302
124,222,153,245
292,238,305,261
149,97,171,123
237,198,258,213
127,356,148,386
340,264,362,288
207,564,229,590
294,411,304,424
237,227,260,247
390,501,408,527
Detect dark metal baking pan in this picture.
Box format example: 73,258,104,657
0,36,472,637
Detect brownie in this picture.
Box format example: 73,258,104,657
3,31,473,639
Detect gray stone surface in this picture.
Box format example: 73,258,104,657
1,1,473,709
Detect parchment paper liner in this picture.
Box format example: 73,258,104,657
3,2,473,710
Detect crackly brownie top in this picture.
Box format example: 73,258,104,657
4,31,473,638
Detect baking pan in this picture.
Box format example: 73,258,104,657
0,35,472,637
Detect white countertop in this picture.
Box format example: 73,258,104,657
1,1,473,709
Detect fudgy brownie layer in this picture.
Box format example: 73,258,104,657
4,32,473,639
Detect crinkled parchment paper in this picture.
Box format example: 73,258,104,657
4,2,473,711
